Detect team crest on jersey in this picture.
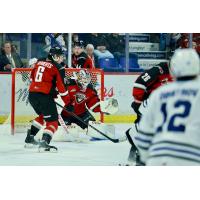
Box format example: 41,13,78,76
75,93,87,103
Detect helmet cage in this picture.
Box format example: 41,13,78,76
77,70,91,90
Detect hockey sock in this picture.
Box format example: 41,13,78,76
30,115,44,136
42,121,58,144
30,125,40,136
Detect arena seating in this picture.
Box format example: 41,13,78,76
98,58,124,72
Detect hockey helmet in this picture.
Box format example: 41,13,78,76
49,47,64,56
77,70,91,90
48,47,64,63
170,48,200,77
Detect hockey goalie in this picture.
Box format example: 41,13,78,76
54,69,119,142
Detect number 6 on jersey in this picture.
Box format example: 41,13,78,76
35,66,45,82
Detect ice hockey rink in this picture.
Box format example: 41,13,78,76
0,123,131,166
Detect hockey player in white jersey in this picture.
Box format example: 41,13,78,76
134,48,200,165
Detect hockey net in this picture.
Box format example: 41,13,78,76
9,68,104,135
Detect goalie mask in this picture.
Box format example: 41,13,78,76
77,70,91,91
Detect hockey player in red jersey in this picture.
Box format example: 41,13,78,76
60,69,118,134
72,41,94,69
125,62,173,165
131,62,173,123
25,48,70,151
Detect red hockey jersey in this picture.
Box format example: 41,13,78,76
133,63,173,103
72,52,94,69
29,60,70,105
62,80,101,116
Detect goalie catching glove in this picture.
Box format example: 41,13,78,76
100,98,119,115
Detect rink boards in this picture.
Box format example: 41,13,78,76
0,72,140,124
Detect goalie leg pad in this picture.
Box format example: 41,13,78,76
87,121,115,139
75,111,95,129
53,124,90,142
65,124,82,138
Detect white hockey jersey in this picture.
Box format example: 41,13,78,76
136,76,200,165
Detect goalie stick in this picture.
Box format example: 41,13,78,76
55,102,127,143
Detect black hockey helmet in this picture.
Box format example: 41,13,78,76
49,47,64,56
48,47,64,61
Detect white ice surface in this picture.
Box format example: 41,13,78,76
0,124,132,166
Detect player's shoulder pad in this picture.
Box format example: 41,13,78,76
50,60,64,71
136,67,159,84
155,62,170,74
147,66,160,74
146,66,163,78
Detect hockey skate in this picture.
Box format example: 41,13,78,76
118,146,138,166
118,146,145,166
24,129,39,148
38,133,58,152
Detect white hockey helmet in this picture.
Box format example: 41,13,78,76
77,69,91,90
170,48,200,78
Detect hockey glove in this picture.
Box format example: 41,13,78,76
65,104,75,112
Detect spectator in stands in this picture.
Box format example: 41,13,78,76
72,41,93,68
44,33,67,53
86,44,99,68
179,33,200,54
167,33,200,56
72,33,79,43
107,33,125,62
85,33,114,59
169,33,182,50
0,41,24,72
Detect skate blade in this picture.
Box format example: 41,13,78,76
118,164,131,166
118,161,136,166
24,143,39,149
38,146,58,153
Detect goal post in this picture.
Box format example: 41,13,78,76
11,68,104,135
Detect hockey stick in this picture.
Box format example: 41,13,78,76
55,102,127,143
58,114,94,142
58,114,70,134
